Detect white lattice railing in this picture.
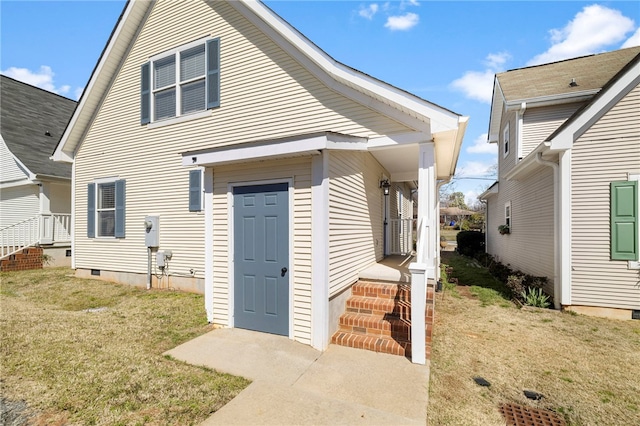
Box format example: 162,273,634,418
1,213,71,259
389,218,414,255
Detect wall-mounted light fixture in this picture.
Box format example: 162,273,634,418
380,179,391,196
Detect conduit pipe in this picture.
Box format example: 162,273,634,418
535,152,560,309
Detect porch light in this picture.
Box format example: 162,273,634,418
380,179,391,196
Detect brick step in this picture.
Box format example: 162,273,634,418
351,281,411,300
345,296,411,319
332,331,411,357
337,312,410,338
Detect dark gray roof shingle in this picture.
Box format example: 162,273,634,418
497,46,640,101
1,75,76,179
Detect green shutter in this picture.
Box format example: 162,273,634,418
189,169,202,212
611,181,638,261
141,62,151,124
115,180,126,238
206,38,220,109
87,183,95,238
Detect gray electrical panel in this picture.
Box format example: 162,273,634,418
144,215,159,248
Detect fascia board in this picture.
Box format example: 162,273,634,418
233,0,460,134
182,133,370,167
504,142,552,181
0,179,35,189
504,90,598,111
549,60,640,151
53,0,150,163
478,182,498,200
367,131,431,149
487,78,504,143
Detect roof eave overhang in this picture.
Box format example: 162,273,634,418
478,182,498,200
52,0,149,163
504,142,558,181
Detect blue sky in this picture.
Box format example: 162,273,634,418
2,1,639,204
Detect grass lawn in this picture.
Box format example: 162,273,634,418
0,267,249,425
429,252,640,426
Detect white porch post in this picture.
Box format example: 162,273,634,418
311,152,330,351
204,167,214,322
410,142,436,365
39,183,53,244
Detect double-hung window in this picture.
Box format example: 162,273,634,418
503,122,510,158
88,179,126,238
141,38,220,124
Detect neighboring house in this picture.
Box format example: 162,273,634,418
1,75,76,268
480,47,640,319
53,0,467,361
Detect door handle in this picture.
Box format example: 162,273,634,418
281,267,288,277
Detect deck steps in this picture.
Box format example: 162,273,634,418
331,280,412,358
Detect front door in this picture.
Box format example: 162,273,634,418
233,183,289,336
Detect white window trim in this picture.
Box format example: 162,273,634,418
629,173,640,270
93,177,119,239
505,201,511,228
503,122,510,158
149,37,210,123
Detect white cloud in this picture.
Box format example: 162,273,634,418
400,0,419,8
384,12,419,31
450,52,509,104
466,133,497,155
74,87,85,100
527,5,635,66
456,160,496,178
621,27,640,48
1,65,80,98
450,69,495,104
358,3,379,20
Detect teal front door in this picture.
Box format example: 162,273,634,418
233,183,289,336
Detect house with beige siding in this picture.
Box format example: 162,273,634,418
480,47,640,320
1,75,75,269
53,0,467,363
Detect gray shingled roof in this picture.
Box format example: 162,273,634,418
1,75,76,179
497,46,640,101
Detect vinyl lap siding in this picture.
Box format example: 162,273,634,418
571,84,640,310
212,157,312,344
74,0,411,280
485,169,555,295
328,151,385,296
521,103,580,158
0,185,39,228
0,139,28,183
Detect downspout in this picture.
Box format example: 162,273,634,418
535,152,561,309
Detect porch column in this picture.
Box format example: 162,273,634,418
39,183,53,244
415,142,437,277
410,142,436,365
311,152,330,351
204,167,214,322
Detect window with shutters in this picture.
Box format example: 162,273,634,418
611,180,638,262
88,179,126,238
141,38,220,124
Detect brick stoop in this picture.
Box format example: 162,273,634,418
0,247,44,272
332,280,415,358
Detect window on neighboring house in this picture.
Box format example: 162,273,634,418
503,122,510,158
610,180,638,262
88,179,126,238
505,201,511,228
141,38,220,124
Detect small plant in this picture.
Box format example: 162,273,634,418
40,253,53,266
506,274,526,297
521,287,550,308
498,224,510,235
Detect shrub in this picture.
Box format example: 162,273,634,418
456,230,485,257
506,274,526,297
521,287,550,308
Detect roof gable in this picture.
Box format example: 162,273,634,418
53,0,466,173
0,75,76,179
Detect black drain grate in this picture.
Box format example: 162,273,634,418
499,403,566,426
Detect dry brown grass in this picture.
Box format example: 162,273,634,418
429,252,640,426
0,267,249,425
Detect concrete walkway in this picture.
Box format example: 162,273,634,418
165,328,429,425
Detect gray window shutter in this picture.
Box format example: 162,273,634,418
115,179,126,238
611,181,638,260
141,62,151,124
206,38,220,109
189,169,202,212
87,183,95,238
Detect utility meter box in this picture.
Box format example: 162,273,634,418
144,215,159,248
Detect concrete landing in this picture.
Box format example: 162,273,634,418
165,328,429,425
